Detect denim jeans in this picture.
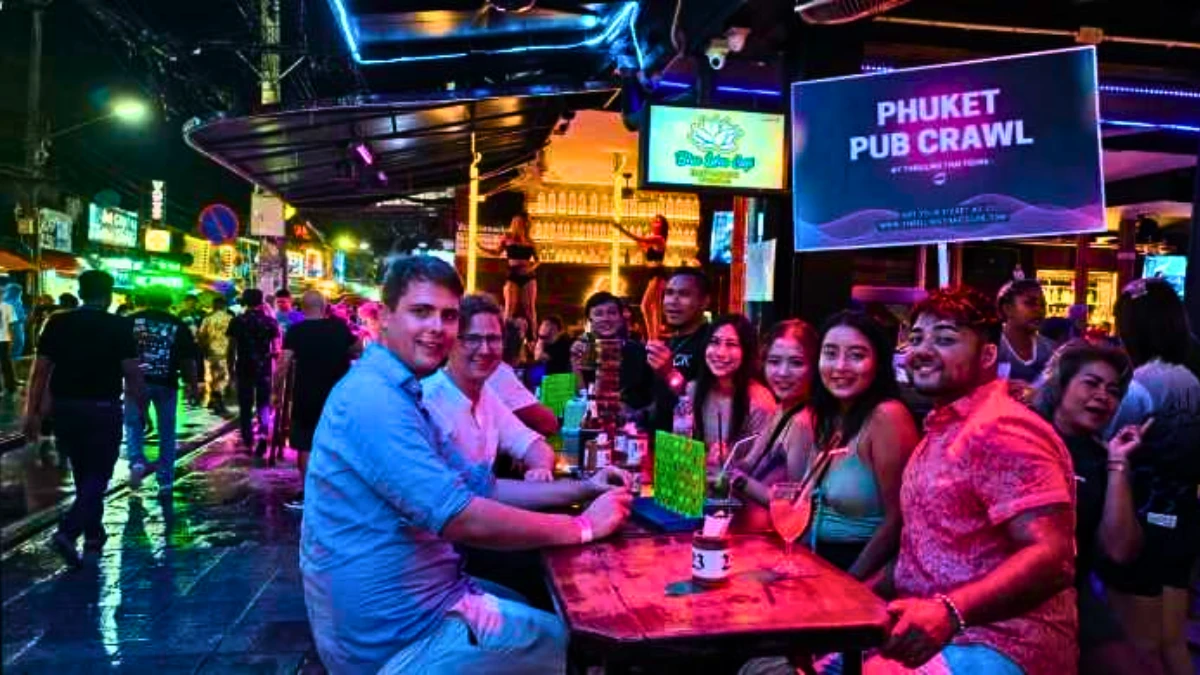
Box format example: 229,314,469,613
54,398,122,542
236,373,272,445
376,586,567,675
124,383,178,487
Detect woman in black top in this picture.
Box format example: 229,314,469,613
480,212,539,334
1035,340,1152,674
613,214,669,340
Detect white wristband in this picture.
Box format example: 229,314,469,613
575,516,594,544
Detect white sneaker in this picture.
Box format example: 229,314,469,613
129,463,146,490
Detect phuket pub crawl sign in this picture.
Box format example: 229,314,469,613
790,46,1105,252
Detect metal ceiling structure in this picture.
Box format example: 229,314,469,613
184,90,585,209
174,0,1199,219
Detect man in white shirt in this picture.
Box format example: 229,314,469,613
424,294,557,482
486,356,561,438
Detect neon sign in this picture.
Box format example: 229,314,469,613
151,180,166,221
641,105,786,193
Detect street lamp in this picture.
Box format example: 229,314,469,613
24,96,152,296
47,97,151,139
112,98,149,123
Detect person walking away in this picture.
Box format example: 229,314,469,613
125,288,201,493
227,289,279,456
997,279,1056,383
1100,279,1200,675
21,270,145,567
301,256,632,674
277,290,359,511
0,288,17,398
197,296,233,414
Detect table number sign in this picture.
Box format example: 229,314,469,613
653,431,707,517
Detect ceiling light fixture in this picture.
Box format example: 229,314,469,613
354,143,374,165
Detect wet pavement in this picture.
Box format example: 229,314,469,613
1,432,320,674
0,391,235,532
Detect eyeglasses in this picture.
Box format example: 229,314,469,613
459,333,504,350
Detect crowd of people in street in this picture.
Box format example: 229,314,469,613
7,240,1199,674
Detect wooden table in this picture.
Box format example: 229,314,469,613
543,533,890,673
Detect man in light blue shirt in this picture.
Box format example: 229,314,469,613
300,256,632,675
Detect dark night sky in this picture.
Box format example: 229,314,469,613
2,3,254,227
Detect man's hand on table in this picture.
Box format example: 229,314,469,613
881,597,956,668
524,468,554,482
580,488,633,540
586,466,632,497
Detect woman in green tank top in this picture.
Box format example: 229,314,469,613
786,311,919,580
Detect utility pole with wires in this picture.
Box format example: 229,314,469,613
18,0,52,297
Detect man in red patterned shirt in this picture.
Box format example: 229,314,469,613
866,286,1077,675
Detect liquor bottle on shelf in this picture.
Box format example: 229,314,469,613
588,192,599,216
600,193,611,216
534,192,545,215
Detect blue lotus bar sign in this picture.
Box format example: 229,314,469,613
790,47,1105,251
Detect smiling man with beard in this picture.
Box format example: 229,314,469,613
300,257,632,675
861,286,1078,675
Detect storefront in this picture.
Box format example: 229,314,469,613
456,110,703,324
182,234,260,296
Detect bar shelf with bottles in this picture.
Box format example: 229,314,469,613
459,184,702,268
1036,269,1117,329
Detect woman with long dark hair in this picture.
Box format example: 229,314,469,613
1100,279,1200,675
686,314,775,466
722,319,819,532
787,310,918,579
613,214,668,340
1035,340,1153,674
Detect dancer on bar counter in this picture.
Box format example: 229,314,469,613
478,211,539,334
612,213,669,340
